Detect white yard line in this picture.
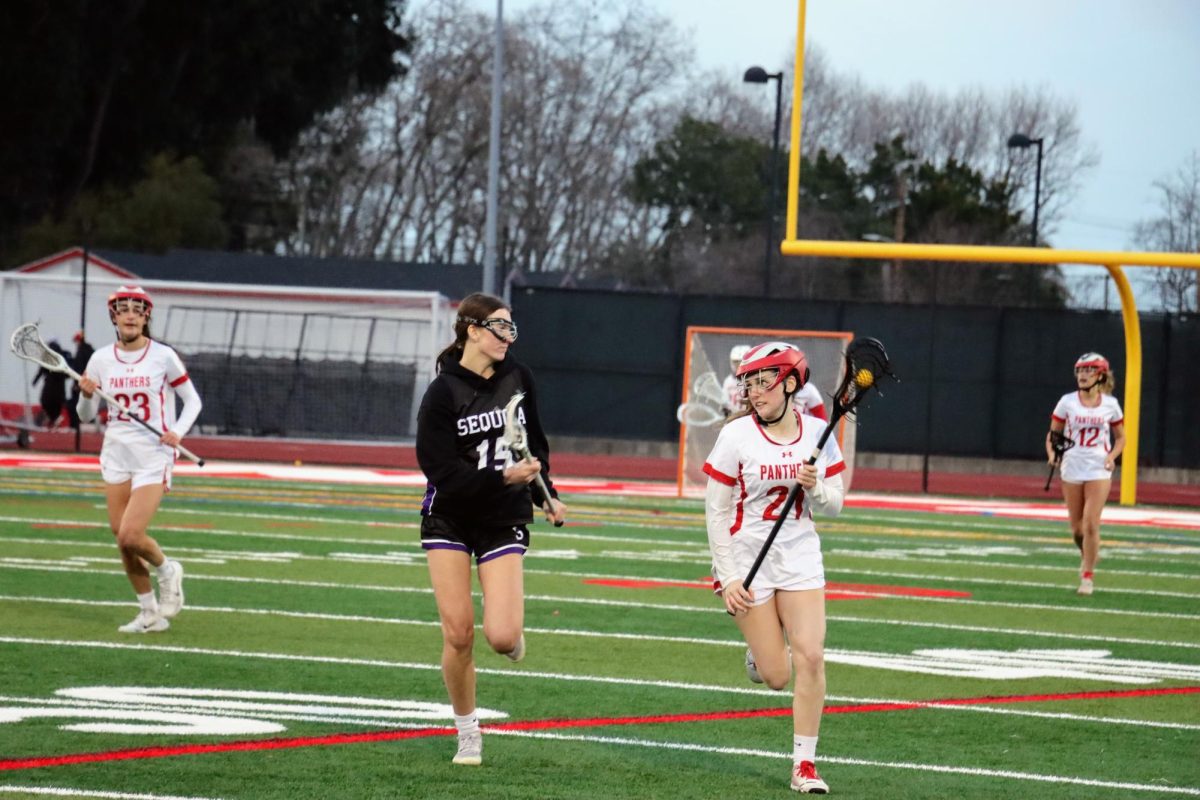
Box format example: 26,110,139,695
3,559,1199,627
0,786,223,800
487,731,1200,796
0,635,1196,733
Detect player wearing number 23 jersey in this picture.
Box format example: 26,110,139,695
81,338,201,489
1051,391,1123,483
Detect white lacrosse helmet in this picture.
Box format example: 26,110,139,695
107,285,153,320
729,344,751,371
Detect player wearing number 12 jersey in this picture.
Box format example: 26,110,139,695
415,292,565,768
1047,352,1125,596
703,342,843,794
77,286,202,635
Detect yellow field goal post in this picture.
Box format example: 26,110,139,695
676,326,855,498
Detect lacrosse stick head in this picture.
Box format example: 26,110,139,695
831,337,894,418
503,391,530,456
1049,429,1075,455
10,323,70,373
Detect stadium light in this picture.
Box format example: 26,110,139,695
744,66,784,296
1007,132,1044,247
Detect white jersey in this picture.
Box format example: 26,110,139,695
703,411,845,588
722,374,745,414
1051,391,1123,481
84,341,195,464
793,382,826,418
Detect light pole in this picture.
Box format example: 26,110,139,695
744,66,783,296
1007,133,1044,247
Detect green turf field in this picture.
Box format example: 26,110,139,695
0,468,1197,799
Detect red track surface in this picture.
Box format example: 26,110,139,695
9,430,1197,506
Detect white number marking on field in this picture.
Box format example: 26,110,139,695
0,686,507,736
826,648,1200,684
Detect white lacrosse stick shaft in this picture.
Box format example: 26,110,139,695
503,392,561,526
9,323,205,466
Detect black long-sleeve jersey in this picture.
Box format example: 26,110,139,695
416,353,556,526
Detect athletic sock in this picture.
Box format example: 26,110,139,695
136,591,159,614
1082,570,1094,580
155,559,175,579
454,712,480,735
793,734,818,765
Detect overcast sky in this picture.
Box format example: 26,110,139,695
457,0,1200,307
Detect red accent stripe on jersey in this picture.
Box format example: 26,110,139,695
1050,413,1065,423
730,466,747,535
809,403,827,421
1111,417,1124,426
702,462,736,486
752,410,803,445
825,460,846,479
169,373,190,387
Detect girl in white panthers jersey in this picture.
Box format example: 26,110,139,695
704,342,843,795
1047,352,1124,596
77,286,202,634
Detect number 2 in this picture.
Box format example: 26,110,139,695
763,486,803,521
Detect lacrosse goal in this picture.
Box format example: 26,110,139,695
676,326,855,498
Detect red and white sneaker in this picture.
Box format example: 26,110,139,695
791,761,828,794
1077,577,1094,596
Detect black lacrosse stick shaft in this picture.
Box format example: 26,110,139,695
1043,430,1073,492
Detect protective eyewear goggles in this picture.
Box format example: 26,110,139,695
738,369,782,395
462,316,518,343
110,299,150,316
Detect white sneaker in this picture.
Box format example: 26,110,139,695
745,648,764,684
118,610,169,634
452,730,482,765
1077,577,1094,596
505,634,526,663
791,761,828,793
158,560,184,618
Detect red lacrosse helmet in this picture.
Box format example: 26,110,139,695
735,341,809,392
107,285,153,319
1074,352,1109,373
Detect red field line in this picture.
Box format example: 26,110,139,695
3,686,1196,772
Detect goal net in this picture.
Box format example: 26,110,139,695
676,326,855,498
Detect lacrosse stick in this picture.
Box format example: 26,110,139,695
1044,429,1075,491
502,392,563,527
676,401,726,428
9,322,205,466
742,337,893,591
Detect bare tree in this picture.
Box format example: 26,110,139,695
1133,151,1200,313
272,0,691,280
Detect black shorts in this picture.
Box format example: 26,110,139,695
420,515,530,564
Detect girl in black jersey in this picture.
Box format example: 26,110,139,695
415,292,566,766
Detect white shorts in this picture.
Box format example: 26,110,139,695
1060,457,1112,484
718,536,826,607
100,440,175,491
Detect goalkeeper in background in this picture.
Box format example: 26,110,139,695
415,291,565,767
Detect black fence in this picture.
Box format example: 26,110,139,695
510,287,1200,469
187,353,419,439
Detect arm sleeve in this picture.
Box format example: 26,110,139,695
807,422,846,517
75,353,100,423
705,478,741,588
416,380,507,500
519,364,557,505
170,378,202,436
807,472,845,517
